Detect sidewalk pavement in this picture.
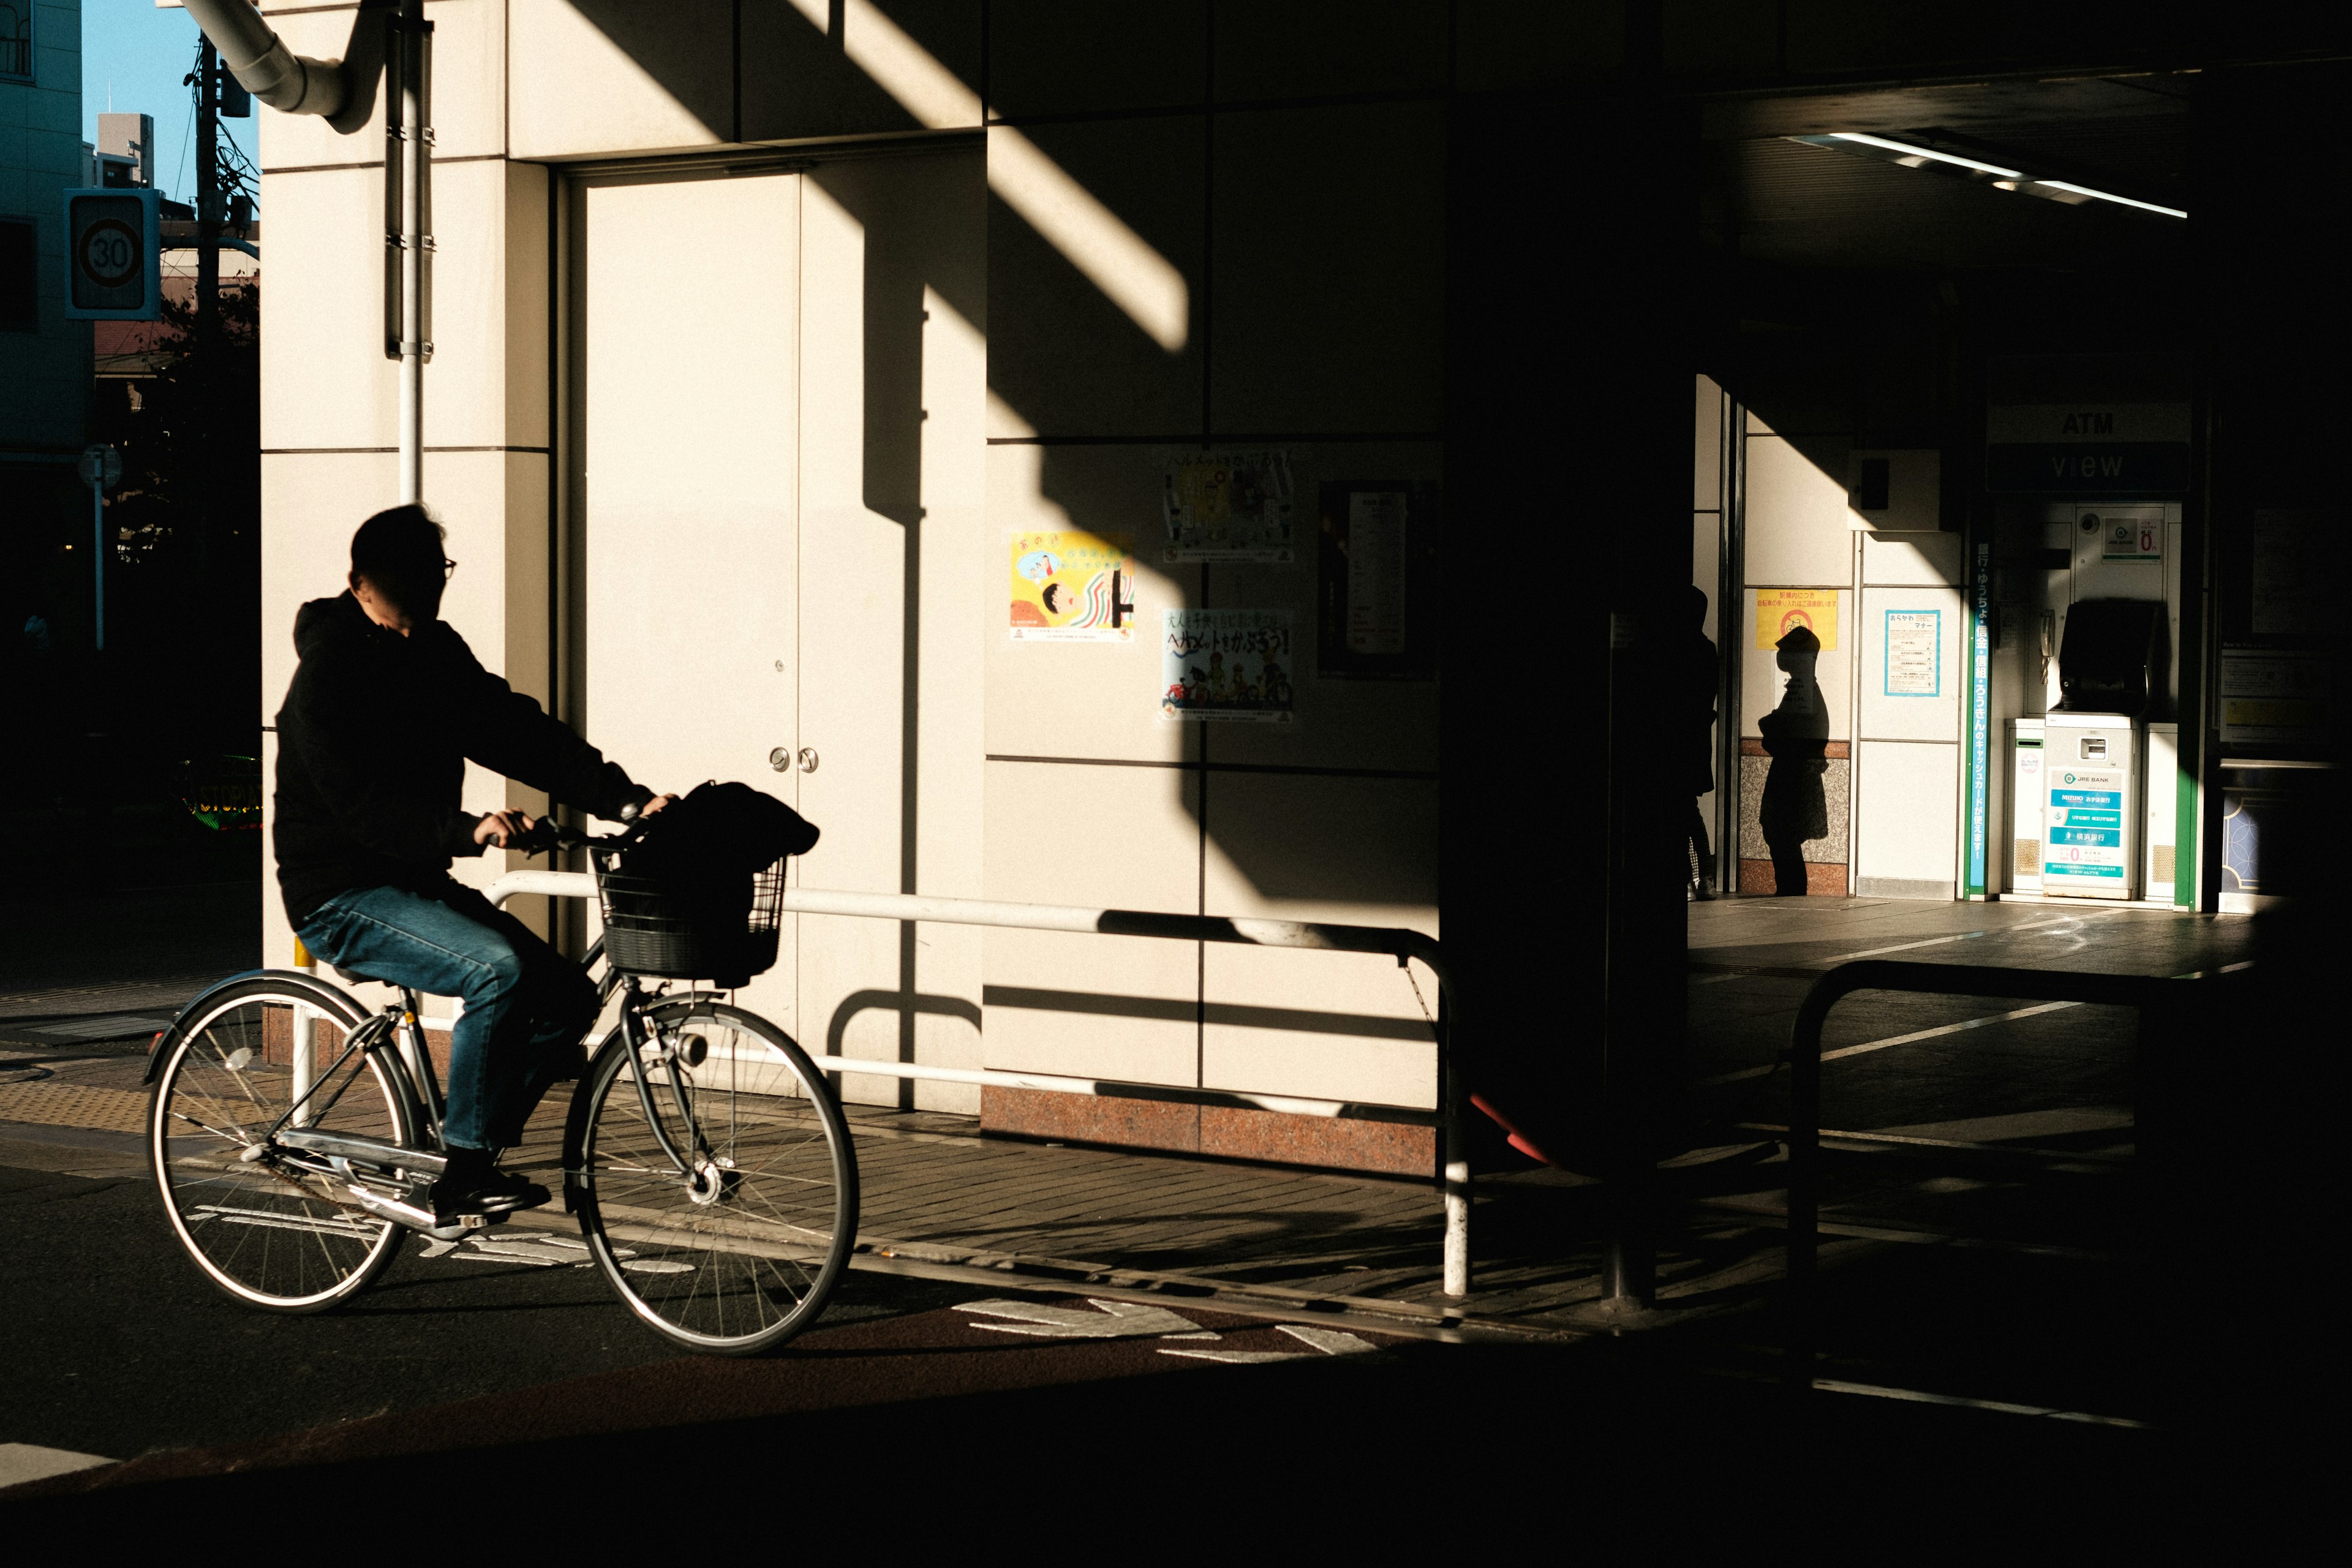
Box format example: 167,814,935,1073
0,891,2256,1409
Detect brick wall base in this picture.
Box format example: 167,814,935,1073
981,1086,1433,1177
1737,859,1848,897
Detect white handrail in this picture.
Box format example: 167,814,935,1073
484,868,1471,1297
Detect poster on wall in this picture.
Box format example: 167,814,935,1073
1316,478,1441,680
1162,450,1295,562
1161,609,1295,722
1754,589,1839,650
1009,529,1136,641
1883,609,1942,697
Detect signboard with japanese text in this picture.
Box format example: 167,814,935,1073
1161,609,1295,723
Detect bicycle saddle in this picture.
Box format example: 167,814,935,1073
328,963,399,989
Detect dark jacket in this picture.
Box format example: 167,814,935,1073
273,592,649,924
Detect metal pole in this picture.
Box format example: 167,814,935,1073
1442,1055,1470,1298
196,38,220,354
89,477,105,651
291,938,317,1127
393,0,431,505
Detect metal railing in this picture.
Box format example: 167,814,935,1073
1785,957,2244,1382
483,869,1470,1297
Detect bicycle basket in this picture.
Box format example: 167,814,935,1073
589,848,786,984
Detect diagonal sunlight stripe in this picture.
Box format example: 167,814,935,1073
790,0,979,125
1697,1001,2080,1087
787,0,1190,352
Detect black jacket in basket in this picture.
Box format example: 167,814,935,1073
601,782,819,989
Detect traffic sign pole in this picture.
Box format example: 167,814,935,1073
79,445,121,652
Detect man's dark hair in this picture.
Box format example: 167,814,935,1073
349,505,447,611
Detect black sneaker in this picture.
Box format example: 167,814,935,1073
431,1148,551,1219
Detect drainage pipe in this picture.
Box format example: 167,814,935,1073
180,0,349,118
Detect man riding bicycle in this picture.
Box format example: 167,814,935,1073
274,505,674,1221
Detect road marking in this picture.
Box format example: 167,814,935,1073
1811,1378,2152,1429
0,1442,114,1488
957,1297,1200,1338
1158,1323,1381,1364
1817,911,2117,966
1692,913,2117,986
1698,957,2254,1085
190,1202,380,1239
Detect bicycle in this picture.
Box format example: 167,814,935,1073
144,814,859,1355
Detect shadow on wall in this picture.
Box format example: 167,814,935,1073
566,0,1436,919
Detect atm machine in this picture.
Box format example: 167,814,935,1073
2038,599,2163,900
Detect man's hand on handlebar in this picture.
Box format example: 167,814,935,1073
640,794,678,817
473,809,536,849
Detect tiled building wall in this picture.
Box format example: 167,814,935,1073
976,4,1450,1173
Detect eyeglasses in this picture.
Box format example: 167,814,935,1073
442,558,458,580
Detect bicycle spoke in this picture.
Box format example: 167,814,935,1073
578,1006,854,1352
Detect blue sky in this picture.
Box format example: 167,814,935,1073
81,1,263,206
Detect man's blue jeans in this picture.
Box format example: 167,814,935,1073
296,881,598,1152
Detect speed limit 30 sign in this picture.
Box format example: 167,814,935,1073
64,188,160,320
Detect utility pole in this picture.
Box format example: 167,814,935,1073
196,36,221,353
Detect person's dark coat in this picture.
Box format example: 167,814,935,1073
1758,647,1831,846
273,592,650,924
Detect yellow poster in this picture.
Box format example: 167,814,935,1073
1009,529,1136,642
1755,589,1839,650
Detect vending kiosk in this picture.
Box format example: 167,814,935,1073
2042,712,2137,897
2037,599,2165,901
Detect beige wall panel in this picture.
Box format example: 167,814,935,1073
1207,441,1441,772
509,0,730,159
741,0,983,141
1203,769,1436,911
986,116,1204,437
418,158,523,449
1200,773,1438,1107
259,161,527,452
985,442,1199,763
259,167,399,450
1210,102,1443,435
987,0,1205,118
1861,530,1962,587
1212,0,1447,100
1743,434,1856,585
1854,738,1958,899
259,2,507,166
1741,587,1852,742
982,761,1199,1084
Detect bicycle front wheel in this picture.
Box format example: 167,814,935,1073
569,1000,859,1355
151,976,409,1311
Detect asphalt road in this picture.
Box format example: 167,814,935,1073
0,1157,2206,1538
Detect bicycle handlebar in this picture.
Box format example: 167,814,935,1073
510,812,647,859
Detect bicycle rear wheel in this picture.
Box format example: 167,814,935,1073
568,1000,858,1355
150,976,409,1311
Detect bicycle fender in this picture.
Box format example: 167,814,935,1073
140,968,369,1084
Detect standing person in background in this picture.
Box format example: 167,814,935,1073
1757,623,1830,895
1683,586,1721,901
